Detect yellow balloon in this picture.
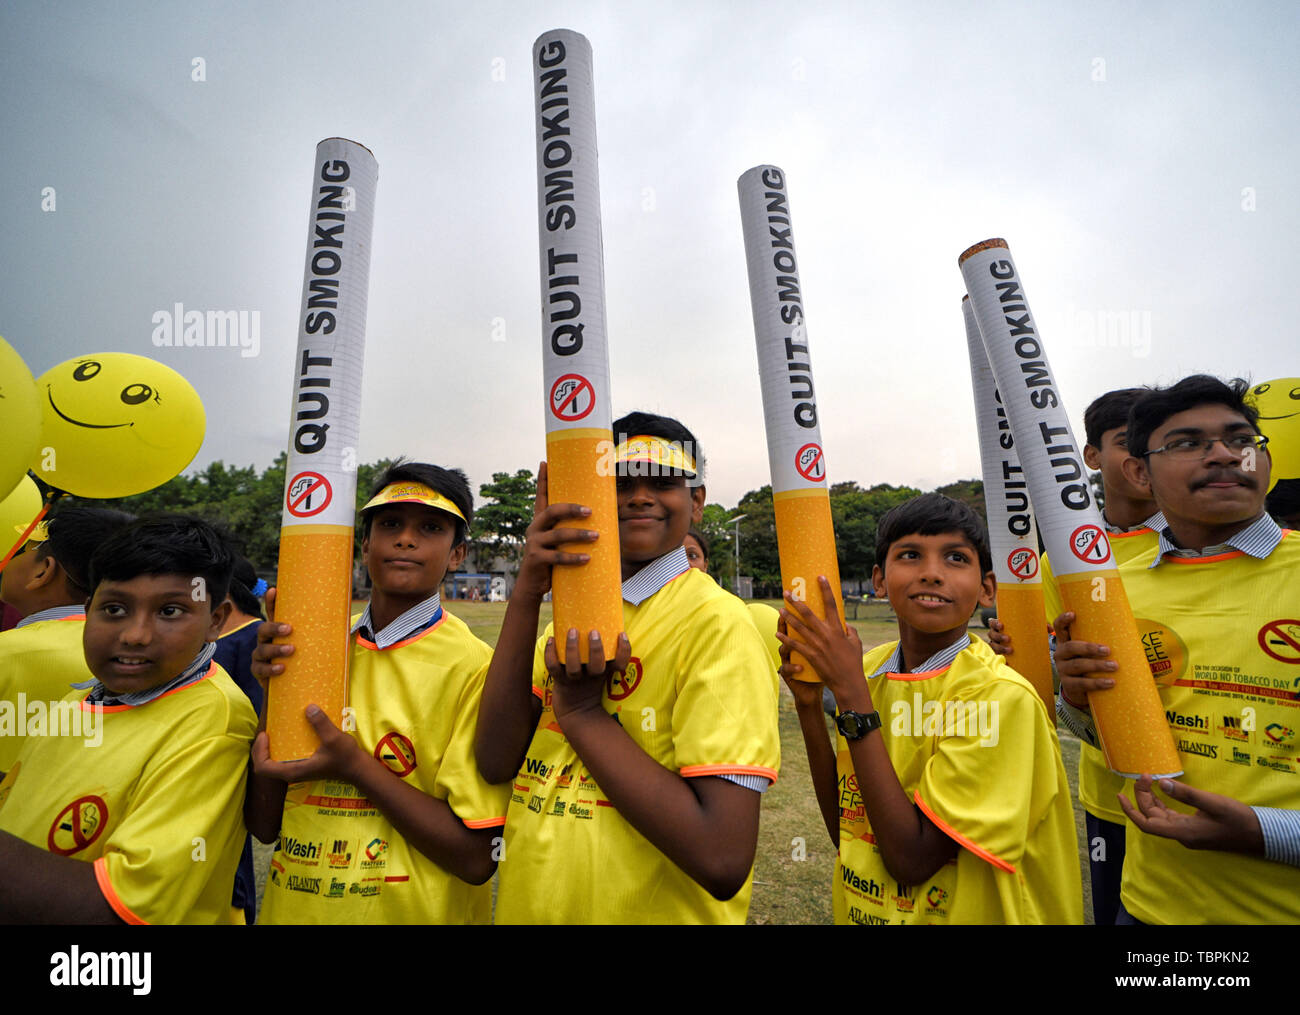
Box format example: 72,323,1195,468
1247,378,1300,487
0,475,43,568
0,337,43,503
32,353,205,498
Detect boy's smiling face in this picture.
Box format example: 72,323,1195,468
872,531,995,639
362,502,465,600
84,573,229,695
616,475,705,575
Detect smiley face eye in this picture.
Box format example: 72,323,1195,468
1290,387,1300,401
73,361,101,381
121,383,152,405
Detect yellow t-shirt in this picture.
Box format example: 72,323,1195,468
0,614,94,773
1116,531,1300,924
1044,528,1160,823
0,662,256,924
835,636,1082,924
746,601,783,689
494,567,781,924
258,610,506,925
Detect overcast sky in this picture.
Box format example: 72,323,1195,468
3,1,1297,509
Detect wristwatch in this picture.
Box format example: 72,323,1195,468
835,709,882,741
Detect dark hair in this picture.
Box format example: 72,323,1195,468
88,514,234,608
41,506,136,595
1267,478,1300,527
875,493,993,575
1127,375,1259,458
611,410,706,484
684,527,710,565
362,460,474,546
1084,387,1148,449
227,554,265,619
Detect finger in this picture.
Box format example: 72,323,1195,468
587,631,608,674
251,730,271,766
778,606,813,643
1051,611,1075,641
818,576,841,621
544,636,560,673
1116,791,1149,831
265,587,277,623
563,628,582,678
535,461,549,515
1059,675,1116,699
256,620,290,646
304,703,338,734
989,618,1003,632
613,632,631,672
535,527,599,548
537,504,593,528
784,590,820,623
1151,777,1214,813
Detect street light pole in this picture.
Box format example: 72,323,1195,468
728,513,747,597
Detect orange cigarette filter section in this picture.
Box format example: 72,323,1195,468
773,491,844,680
547,430,624,661
269,527,355,759
994,584,1054,713
1058,573,1179,777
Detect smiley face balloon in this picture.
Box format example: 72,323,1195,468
32,353,205,498
0,336,43,502
1248,378,1300,487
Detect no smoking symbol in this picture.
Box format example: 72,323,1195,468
1069,524,1111,564
1008,547,1038,580
287,471,332,518
795,443,826,482
550,373,595,422
1258,620,1300,665
48,795,108,856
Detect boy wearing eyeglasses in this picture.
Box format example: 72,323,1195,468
1054,374,1300,924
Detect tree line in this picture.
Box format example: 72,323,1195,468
60,457,1064,594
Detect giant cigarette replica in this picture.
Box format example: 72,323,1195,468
269,138,377,760
962,296,1054,715
533,30,623,662
960,239,1179,777
738,166,842,682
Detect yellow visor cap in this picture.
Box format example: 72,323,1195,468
14,519,49,542
361,482,467,523
615,435,698,476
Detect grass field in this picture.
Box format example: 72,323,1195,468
256,597,1093,924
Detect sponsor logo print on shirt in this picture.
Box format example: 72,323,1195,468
1257,756,1295,775
326,839,353,868
286,875,322,894
1137,619,1188,685
1177,739,1218,760
1218,715,1251,744
925,885,949,917
1264,723,1295,745
1228,746,1252,766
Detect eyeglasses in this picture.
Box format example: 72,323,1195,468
1144,433,1269,459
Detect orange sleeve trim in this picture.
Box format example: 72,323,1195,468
530,685,545,700
913,791,1015,873
93,857,149,925
463,816,507,829
1163,550,1243,564
679,764,778,785
1109,528,1152,540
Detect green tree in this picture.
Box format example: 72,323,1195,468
471,468,536,574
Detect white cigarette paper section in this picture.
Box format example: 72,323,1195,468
962,297,1043,591
738,166,826,494
534,29,613,437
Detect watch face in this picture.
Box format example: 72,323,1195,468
837,712,864,738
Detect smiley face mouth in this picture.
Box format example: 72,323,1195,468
47,387,133,429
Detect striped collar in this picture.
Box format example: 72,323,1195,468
352,593,443,649
1150,512,1283,568
1106,510,1166,536
79,642,217,706
15,604,85,628
622,547,691,606
869,634,969,679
